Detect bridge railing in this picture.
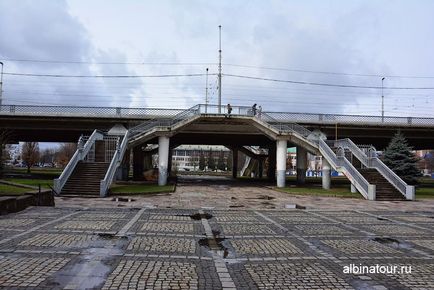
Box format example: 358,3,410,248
2,103,434,126
264,111,434,127
0,104,183,118
334,138,414,200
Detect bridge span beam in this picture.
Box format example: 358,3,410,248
276,139,287,188
158,136,170,186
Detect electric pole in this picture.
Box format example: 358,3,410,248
381,77,385,122
218,25,222,114
205,68,209,113
0,62,3,107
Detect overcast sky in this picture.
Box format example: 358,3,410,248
1,0,434,117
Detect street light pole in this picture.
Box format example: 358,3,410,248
381,77,385,122
205,68,209,113
218,25,222,114
0,62,3,107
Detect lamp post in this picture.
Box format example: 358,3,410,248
218,25,222,114
205,68,209,113
381,77,385,122
0,61,3,107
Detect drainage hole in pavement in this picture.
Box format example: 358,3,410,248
198,238,230,258
190,213,213,220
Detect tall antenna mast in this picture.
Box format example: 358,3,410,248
205,68,209,113
218,25,222,113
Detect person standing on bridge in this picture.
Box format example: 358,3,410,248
226,103,232,118
252,103,257,116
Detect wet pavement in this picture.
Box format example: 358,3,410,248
0,205,433,289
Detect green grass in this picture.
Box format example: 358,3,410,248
276,186,361,198
0,184,29,195
416,187,434,199
4,178,53,189
110,184,175,195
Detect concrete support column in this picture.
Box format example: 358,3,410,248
168,148,173,175
296,146,307,185
258,159,263,179
267,144,276,181
232,149,238,179
351,183,357,193
276,140,287,188
322,158,331,190
132,146,144,180
158,136,170,186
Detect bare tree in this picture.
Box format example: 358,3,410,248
55,143,77,167
21,142,40,173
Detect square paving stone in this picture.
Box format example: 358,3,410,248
230,238,303,256
219,224,277,235
127,236,196,254
332,216,392,224
274,215,325,224
54,220,119,231
362,225,428,236
18,233,98,248
321,239,401,255
214,215,263,223
407,239,434,252
383,263,434,289
72,212,130,220
387,216,434,223
147,214,193,222
237,261,354,289
294,224,354,236
139,222,195,234
102,260,199,290
0,257,70,287
0,218,36,228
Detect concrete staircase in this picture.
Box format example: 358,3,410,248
60,161,110,195
359,168,405,200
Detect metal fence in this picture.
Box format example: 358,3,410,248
1,103,434,127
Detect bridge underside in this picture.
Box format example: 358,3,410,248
1,115,433,149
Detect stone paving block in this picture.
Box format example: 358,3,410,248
362,224,428,236
219,224,277,235
18,233,98,248
54,220,118,231
127,236,196,254
0,257,69,288
230,238,303,256
321,239,402,255
293,224,355,236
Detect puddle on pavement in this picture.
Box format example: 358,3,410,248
97,233,116,240
377,217,388,221
371,237,413,250
189,212,213,220
198,237,230,258
229,204,244,208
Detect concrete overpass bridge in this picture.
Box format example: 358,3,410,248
1,104,434,148
1,104,433,201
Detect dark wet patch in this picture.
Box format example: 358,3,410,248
97,233,116,240
212,230,221,237
377,217,388,221
229,205,244,208
198,238,229,258
261,201,274,205
371,237,413,250
190,213,213,220
231,197,237,200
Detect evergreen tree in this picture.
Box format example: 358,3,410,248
382,131,421,185
199,150,206,171
207,149,215,171
217,150,226,171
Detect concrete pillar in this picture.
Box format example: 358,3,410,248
132,146,144,180
296,146,307,185
267,144,276,181
158,136,170,186
322,158,331,190
258,159,263,179
168,148,173,174
232,149,238,179
276,140,287,188
351,183,357,193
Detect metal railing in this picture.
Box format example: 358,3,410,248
318,139,375,200
332,138,414,200
100,130,129,197
0,104,183,118
2,103,434,126
53,130,104,193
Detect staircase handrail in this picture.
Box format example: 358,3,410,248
54,129,103,193
261,112,312,137
100,130,129,197
335,138,414,199
318,139,375,200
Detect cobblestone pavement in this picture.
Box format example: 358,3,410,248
0,206,433,289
